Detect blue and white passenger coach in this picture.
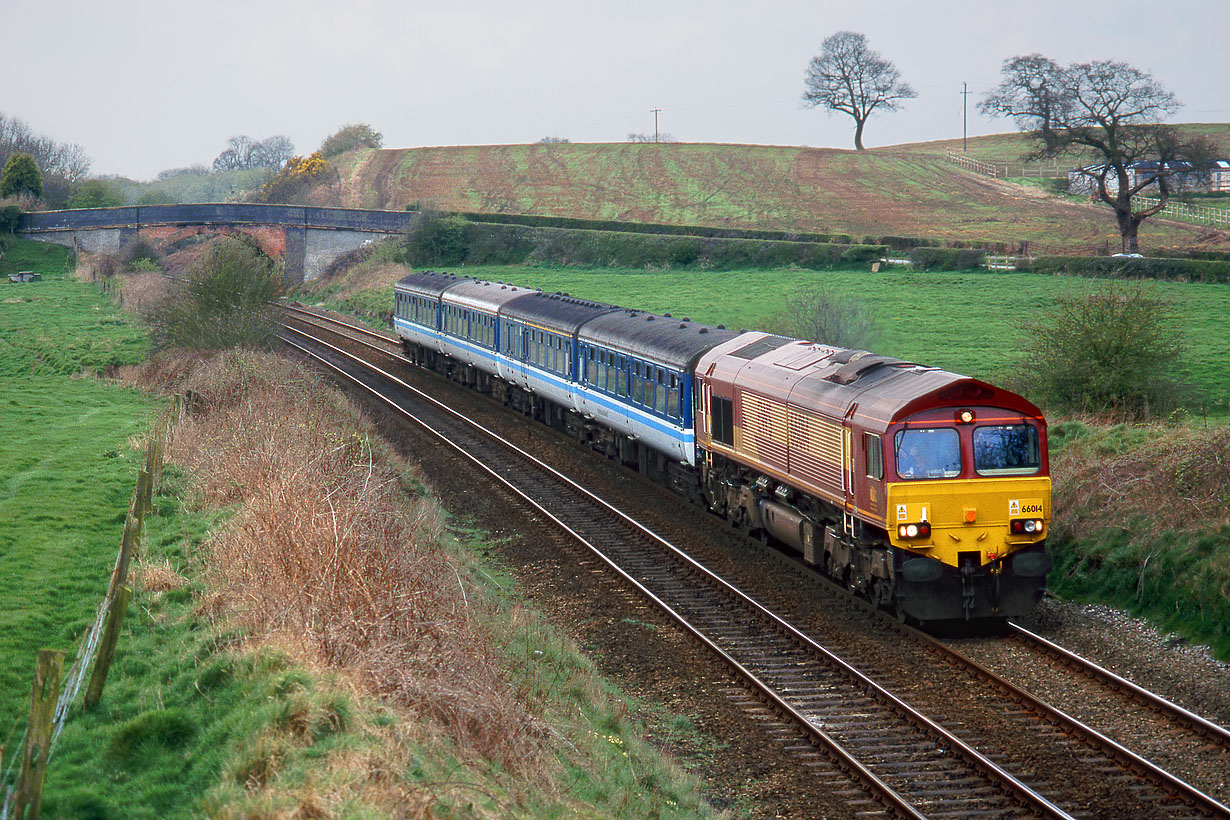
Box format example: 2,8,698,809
392,272,738,488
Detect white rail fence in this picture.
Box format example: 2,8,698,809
1135,196,1230,229
943,153,1068,179
946,153,1230,231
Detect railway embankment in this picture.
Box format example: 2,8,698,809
1045,420,1230,660
0,237,725,819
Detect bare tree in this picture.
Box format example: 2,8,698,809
0,112,91,207
802,31,917,151
981,57,1220,254
248,135,294,169
212,134,294,171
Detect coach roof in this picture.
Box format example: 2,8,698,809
580,309,740,370
501,290,619,334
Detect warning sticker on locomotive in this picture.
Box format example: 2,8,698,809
1009,499,1045,516
896,504,907,521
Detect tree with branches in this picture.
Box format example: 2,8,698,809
802,31,917,151
980,55,1220,254
212,135,295,172
0,112,91,207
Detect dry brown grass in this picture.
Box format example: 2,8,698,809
1052,424,1230,534
131,349,549,779
132,558,187,596
115,272,174,315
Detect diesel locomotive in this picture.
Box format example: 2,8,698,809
393,271,1051,622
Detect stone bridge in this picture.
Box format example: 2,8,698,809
17,204,419,282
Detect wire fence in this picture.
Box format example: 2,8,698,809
1,397,180,820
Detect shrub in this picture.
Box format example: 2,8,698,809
1016,282,1188,419
257,152,334,204
909,247,987,271
67,179,125,209
122,236,161,270
145,237,282,350
761,286,881,350
0,204,21,234
318,123,383,158
403,210,468,265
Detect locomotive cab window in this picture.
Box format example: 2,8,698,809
864,433,884,480
974,424,1041,476
894,428,961,480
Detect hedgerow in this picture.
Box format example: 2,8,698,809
1024,255,1230,282
403,218,886,270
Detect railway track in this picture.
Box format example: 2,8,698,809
278,303,1230,820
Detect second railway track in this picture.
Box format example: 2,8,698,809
279,303,1230,820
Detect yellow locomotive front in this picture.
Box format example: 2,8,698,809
884,407,1052,621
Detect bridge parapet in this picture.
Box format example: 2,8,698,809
17,204,417,282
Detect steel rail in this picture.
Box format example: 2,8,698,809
287,304,1230,818
1009,621,1230,745
278,320,1077,820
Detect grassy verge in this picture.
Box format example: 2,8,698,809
0,240,153,741
300,258,1230,418
2,238,730,818
1046,421,1230,660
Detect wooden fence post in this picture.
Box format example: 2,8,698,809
84,586,132,710
107,505,142,600
12,650,64,820
136,466,152,517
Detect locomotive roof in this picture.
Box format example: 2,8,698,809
501,290,619,334
579,309,741,370
699,332,1041,432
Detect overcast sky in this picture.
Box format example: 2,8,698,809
4,0,1227,181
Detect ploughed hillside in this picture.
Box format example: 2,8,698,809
328,140,1230,252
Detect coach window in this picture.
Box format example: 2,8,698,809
654,368,667,414
667,373,680,420
864,433,884,480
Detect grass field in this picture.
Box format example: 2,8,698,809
330,140,1227,253
1,239,730,817
317,262,1230,418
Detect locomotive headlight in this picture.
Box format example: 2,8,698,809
906,524,919,538
1010,518,1045,535
897,522,932,540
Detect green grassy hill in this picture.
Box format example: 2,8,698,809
328,132,1230,253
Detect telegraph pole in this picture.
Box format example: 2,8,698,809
961,82,972,152
651,108,662,143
